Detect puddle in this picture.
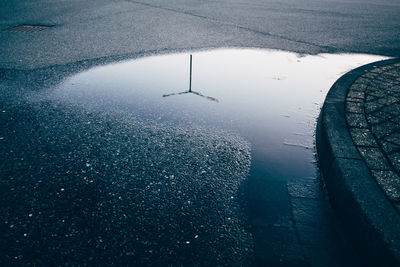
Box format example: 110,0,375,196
6,48,388,265
50,48,386,180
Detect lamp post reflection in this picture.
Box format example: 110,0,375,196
163,54,219,103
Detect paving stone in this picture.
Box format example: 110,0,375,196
362,73,379,80
350,80,369,91
366,87,387,98
346,102,364,113
370,109,396,121
377,66,392,72
371,170,400,202
384,132,400,145
392,85,400,91
389,115,400,124
344,62,400,218
347,61,400,216
371,121,400,139
347,90,365,99
379,141,400,154
385,84,400,93
381,103,400,116
346,97,363,103
365,100,384,113
370,68,382,74
384,76,399,82
366,113,387,125
349,128,378,147
357,147,391,170
376,95,399,106
346,113,368,128
365,94,378,102
388,153,400,173
375,78,388,84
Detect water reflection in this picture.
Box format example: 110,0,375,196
163,90,219,102
47,48,387,264
162,55,219,102
50,49,386,180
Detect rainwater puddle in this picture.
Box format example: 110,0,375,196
51,49,386,180
31,48,389,265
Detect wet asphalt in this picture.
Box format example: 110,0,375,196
1,101,253,266
1,0,400,266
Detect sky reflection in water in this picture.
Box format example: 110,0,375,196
52,49,386,180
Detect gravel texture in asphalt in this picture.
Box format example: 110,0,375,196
1,93,253,265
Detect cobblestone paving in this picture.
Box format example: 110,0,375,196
345,62,400,211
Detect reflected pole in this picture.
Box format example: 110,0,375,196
162,54,218,102
189,54,192,92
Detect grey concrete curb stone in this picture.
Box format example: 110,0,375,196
316,58,400,267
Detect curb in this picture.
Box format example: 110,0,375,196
316,58,400,267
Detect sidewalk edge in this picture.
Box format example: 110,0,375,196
316,58,400,267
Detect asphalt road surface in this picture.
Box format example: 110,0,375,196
1,0,400,266
1,0,399,69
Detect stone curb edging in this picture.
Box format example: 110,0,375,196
316,58,400,267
